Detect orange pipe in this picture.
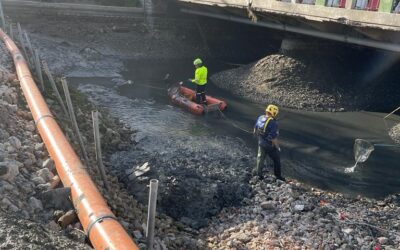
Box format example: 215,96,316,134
0,29,139,250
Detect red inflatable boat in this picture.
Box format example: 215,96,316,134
168,86,227,115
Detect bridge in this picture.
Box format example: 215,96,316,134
171,0,400,52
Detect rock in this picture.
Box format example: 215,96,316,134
378,237,388,244
133,230,143,240
120,220,130,229
342,228,353,234
47,221,60,231
232,232,251,243
9,204,20,212
36,168,54,182
6,144,16,153
34,143,44,151
9,136,21,150
53,210,65,222
17,110,33,120
36,183,52,192
26,123,36,132
40,188,73,210
0,161,21,182
42,158,56,173
294,204,305,211
49,175,61,189
28,197,43,212
57,210,78,229
7,104,18,113
32,176,46,185
260,201,275,210
1,197,12,208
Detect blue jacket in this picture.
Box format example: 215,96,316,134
254,115,279,147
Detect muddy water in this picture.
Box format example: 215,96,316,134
70,59,400,203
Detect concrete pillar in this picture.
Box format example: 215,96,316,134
280,38,311,54
280,37,336,55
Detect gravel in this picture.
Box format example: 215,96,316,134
211,53,400,112
0,41,91,249
389,123,400,144
201,176,400,249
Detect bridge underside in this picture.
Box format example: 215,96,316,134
172,1,400,52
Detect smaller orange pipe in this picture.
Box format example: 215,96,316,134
0,29,139,250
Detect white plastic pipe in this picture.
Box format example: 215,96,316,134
146,179,159,250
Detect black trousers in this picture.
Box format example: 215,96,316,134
196,84,206,104
256,144,282,178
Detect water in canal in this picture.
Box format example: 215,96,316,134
70,59,400,199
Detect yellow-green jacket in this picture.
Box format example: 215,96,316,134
192,66,208,86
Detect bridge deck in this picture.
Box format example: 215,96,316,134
177,0,400,31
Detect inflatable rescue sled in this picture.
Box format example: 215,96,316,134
168,86,227,115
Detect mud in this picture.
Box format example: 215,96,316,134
75,83,254,229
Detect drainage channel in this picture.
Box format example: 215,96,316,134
66,58,400,231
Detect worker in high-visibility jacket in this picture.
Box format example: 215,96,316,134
253,104,286,181
189,58,208,104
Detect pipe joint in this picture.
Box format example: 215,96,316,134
86,215,119,238
35,113,54,126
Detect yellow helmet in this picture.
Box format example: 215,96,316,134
265,104,279,118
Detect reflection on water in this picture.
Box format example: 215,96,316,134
68,59,400,198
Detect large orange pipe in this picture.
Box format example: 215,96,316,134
0,29,139,250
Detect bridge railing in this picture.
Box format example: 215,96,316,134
278,0,398,13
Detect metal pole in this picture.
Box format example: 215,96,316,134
24,31,35,69
17,23,28,62
9,23,13,40
61,77,90,167
146,179,158,250
92,110,109,191
384,106,400,119
42,60,68,116
0,0,5,30
143,0,147,24
17,22,23,43
34,49,45,92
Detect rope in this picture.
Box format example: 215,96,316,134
384,106,400,119
124,82,167,91
217,109,253,134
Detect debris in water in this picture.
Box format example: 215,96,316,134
345,139,374,173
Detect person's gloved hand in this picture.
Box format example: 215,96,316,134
276,146,281,152
188,78,193,82
179,81,183,85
